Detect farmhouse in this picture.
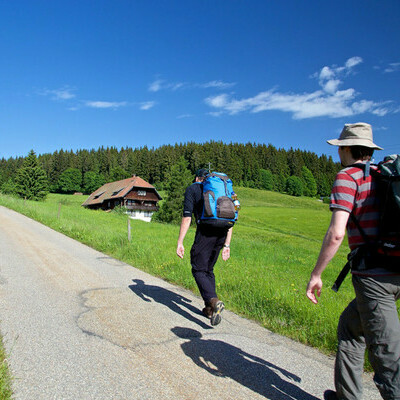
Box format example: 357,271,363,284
82,176,162,222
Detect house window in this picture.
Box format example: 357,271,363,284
94,191,106,199
144,211,153,217
137,190,146,196
112,187,125,196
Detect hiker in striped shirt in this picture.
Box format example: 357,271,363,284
306,123,400,400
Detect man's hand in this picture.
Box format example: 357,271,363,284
306,209,349,305
176,243,185,259
176,217,191,259
221,247,230,261
306,274,323,304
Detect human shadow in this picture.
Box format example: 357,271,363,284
129,279,211,330
172,327,320,400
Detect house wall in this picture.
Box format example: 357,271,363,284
126,209,154,223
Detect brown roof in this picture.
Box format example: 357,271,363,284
82,176,162,207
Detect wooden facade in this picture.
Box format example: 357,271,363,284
82,176,162,221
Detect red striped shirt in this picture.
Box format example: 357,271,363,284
330,164,379,250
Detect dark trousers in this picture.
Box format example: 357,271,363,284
190,226,227,303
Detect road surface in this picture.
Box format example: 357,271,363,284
0,206,379,399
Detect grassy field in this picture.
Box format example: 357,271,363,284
0,334,12,400
0,189,357,355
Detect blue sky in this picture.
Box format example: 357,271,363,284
1,1,399,162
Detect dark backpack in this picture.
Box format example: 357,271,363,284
332,155,400,292
351,155,400,254
198,172,238,229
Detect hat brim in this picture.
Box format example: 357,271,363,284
327,138,383,150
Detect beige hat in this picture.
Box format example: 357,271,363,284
327,122,383,150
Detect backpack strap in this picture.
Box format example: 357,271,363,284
350,213,370,243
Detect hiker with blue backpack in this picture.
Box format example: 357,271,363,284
306,123,400,400
176,168,238,326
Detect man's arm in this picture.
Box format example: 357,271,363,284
176,217,192,259
221,227,233,261
306,209,349,304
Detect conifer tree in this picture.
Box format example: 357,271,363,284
15,150,49,200
83,171,105,194
259,169,275,191
301,166,318,197
58,168,82,193
155,157,193,224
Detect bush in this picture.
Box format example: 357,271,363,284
286,176,303,196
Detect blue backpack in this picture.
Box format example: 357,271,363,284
199,172,238,228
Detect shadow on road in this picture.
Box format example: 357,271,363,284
129,279,211,330
172,326,320,400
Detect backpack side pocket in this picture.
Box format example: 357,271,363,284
217,196,235,219
203,191,215,217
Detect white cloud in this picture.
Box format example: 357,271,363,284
317,56,363,94
39,86,76,100
322,79,342,94
345,56,363,69
139,101,155,110
205,57,393,120
149,79,163,92
319,66,335,81
205,94,229,108
199,80,236,89
148,79,185,92
177,114,193,119
206,89,388,120
384,62,400,73
84,101,127,109
148,78,235,92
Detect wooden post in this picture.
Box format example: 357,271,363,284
127,217,131,242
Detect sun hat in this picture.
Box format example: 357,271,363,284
327,122,383,150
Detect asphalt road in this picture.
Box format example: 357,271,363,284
0,206,380,400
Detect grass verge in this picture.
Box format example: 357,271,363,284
0,334,13,399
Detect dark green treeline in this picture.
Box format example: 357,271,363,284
0,142,340,197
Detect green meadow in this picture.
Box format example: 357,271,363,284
0,189,357,356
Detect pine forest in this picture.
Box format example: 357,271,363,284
0,142,340,199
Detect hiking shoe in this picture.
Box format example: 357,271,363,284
210,297,225,326
323,390,338,400
202,306,213,319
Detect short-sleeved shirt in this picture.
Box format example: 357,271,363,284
330,163,379,250
330,163,399,276
183,182,203,222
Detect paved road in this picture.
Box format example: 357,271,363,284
0,206,380,400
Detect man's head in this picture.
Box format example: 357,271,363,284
327,122,383,165
194,168,209,182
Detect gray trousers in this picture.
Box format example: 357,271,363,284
335,274,400,400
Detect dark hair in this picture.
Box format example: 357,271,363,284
195,168,209,178
349,146,374,160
